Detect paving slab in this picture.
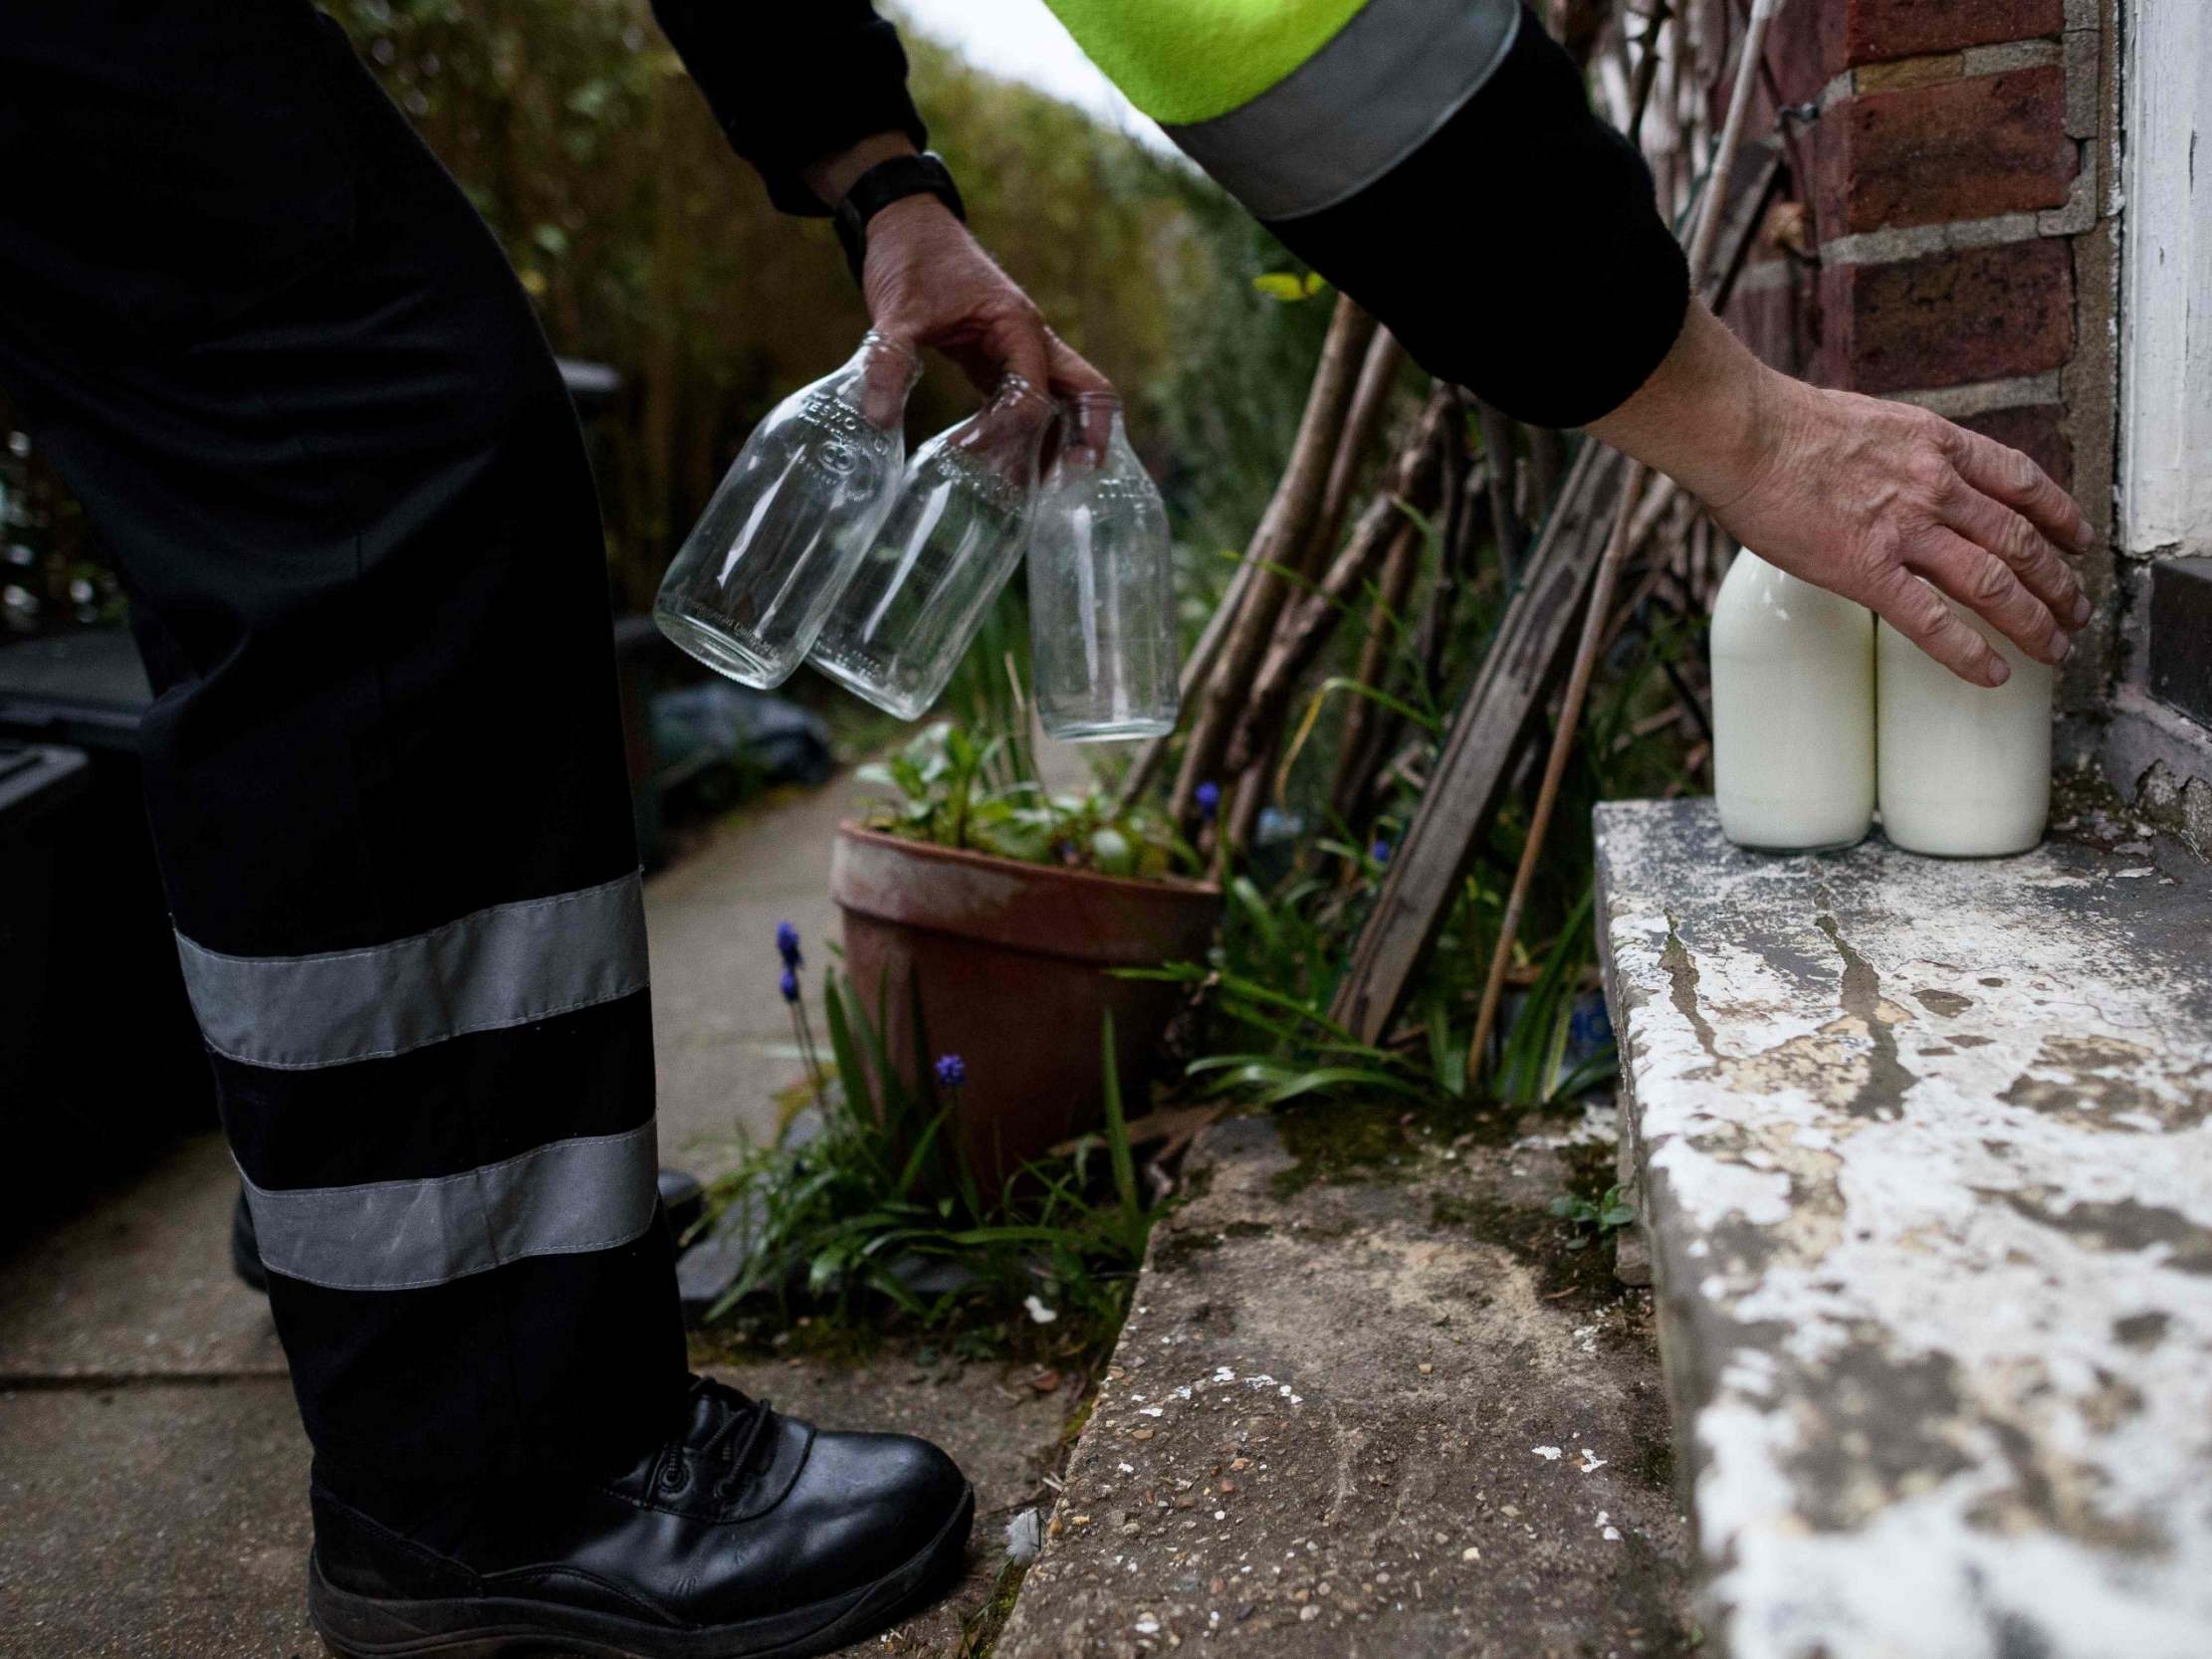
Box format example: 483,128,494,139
0,1349,1069,1659
1594,797,2212,1658
646,774,874,1176
995,1111,1695,1659
0,1378,319,1658
0,1134,284,1381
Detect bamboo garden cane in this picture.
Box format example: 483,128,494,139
1466,0,1783,1076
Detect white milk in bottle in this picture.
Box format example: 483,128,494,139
1709,550,1876,851
1877,595,2052,856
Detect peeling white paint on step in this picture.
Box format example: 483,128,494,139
1596,800,2212,1659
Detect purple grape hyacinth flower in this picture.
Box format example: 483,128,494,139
1194,780,1221,822
1371,838,1393,864
935,1053,967,1088
774,921,802,968
778,967,798,1004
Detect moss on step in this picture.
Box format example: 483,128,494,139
1268,1097,1418,1197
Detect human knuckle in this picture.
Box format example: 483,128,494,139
1999,518,2043,568
1920,412,1964,455
1900,441,1944,486
1970,556,2014,604
1861,525,1905,569
1906,587,1951,636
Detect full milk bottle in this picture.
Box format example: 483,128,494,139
1877,592,2052,856
1708,550,1876,851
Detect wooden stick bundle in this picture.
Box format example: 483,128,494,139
1464,0,1781,1070
1225,386,1454,779
1170,297,1378,825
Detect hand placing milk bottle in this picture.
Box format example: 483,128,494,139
1709,549,1877,852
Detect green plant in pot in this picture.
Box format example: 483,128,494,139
831,722,1220,1187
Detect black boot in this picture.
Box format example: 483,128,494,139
307,1375,973,1658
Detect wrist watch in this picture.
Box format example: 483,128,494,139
833,151,967,284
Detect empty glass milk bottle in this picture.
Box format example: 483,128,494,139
808,375,1051,720
654,332,920,688
1027,393,1179,741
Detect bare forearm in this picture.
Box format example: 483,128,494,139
1587,301,2093,687
1586,303,1772,512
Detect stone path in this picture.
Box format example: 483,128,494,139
0,771,1073,1658
1595,797,2212,1658
648,772,875,1173
997,1110,1695,1658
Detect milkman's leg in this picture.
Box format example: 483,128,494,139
0,6,969,1653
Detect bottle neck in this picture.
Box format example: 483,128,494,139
1059,394,1123,471
843,332,922,429
986,373,1054,422
961,375,1053,467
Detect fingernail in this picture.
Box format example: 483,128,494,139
2052,633,2073,663
1988,657,2011,687
2072,594,2093,626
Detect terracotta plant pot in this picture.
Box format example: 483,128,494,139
829,822,1221,1186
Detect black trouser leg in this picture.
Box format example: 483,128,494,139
0,1,687,1493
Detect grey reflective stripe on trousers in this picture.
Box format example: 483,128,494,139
240,1119,660,1291
1165,0,1522,222
173,872,648,1071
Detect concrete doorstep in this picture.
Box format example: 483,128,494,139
995,1110,1695,1659
1595,797,2212,1658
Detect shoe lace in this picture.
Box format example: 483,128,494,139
686,1376,779,1481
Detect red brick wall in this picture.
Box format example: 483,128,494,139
1716,0,2114,706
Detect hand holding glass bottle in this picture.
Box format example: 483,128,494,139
656,339,1176,736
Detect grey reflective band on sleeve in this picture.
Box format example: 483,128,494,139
1164,0,1522,222
239,1120,660,1291
173,872,648,1071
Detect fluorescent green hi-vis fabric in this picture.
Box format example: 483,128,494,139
1041,0,1522,220
1039,0,1368,126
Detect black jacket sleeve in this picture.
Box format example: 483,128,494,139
649,0,928,216
1264,7,1689,430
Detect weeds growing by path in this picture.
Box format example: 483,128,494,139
697,949,1155,1368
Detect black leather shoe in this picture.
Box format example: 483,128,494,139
307,1376,973,1658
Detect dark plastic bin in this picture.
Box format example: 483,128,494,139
0,631,213,1150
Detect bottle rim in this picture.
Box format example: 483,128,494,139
990,373,1055,411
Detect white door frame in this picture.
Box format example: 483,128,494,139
2117,0,2212,558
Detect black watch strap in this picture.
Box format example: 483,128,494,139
833,151,966,284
